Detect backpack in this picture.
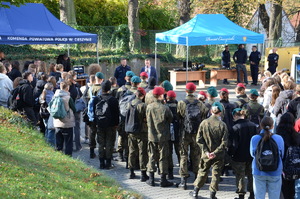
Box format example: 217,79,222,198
48,96,67,119
94,96,112,128
247,105,263,127
119,90,135,122
283,145,300,180
236,98,247,108
183,99,202,134
8,86,23,111
125,101,142,134
166,102,179,141
87,86,102,122
255,134,279,171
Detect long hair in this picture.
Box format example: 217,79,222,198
271,85,281,106
277,112,300,146
219,91,229,102
260,116,274,141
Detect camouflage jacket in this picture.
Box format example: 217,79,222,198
130,98,148,136
234,94,249,108
116,83,132,100
140,81,148,88
197,115,228,157
145,90,155,105
88,84,102,99
146,99,173,142
242,100,264,119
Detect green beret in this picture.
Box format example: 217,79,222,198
131,76,141,83
162,80,173,91
212,102,223,112
250,89,259,96
126,71,135,77
207,86,218,97
232,108,242,116
95,72,105,79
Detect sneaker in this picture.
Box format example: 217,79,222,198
84,138,89,144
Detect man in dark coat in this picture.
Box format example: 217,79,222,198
222,45,231,84
140,59,157,82
267,48,279,75
249,46,261,86
233,44,248,85
114,58,131,87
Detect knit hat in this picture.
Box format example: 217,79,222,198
212,102,223,112
232,108,242,116
250,89,259,96
102,80,111,92
152,87,165,96
237,83,246,89
186,82,196,92
137,87,146,96
198,91,207,99
162,80,173,91
131,76,141,83
95,72,105,80
220,88,229,93
140,72,148,78
167,90,176,98
126,71,135,77
207,86,218,97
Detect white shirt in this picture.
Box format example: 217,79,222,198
145,66,151,78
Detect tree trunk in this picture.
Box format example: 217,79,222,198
258,4,270,37
128,0,141,52
59,0,77,26
268,0,283,47
176,0,191,57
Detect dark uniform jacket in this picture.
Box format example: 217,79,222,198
249,51,261,65
114,65,131,87
222,50,230,65
267,53,279,67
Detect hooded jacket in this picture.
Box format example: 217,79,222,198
19,79,34,107
273,90,294,124
0,73,13,107
33,80,47,100
53,89,75,129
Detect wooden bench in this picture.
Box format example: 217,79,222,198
169,70,207,88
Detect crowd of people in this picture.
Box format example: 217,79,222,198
1,53,300,199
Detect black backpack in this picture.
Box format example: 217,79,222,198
125,101,142,134
39,102,50,119
94,96,112,128
183,99,201,134
247,105,263,127
82,107,91,124
8,86,23,111
255,134,279,171
283,145,300,180
166,102,179,141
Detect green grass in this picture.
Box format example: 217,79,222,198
0,107,140,199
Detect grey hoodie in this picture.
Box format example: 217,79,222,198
273,89,294,125
0,73,13,107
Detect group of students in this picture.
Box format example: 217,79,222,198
1,58,300,199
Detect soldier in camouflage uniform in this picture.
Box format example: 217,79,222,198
234,83,249,108
207,86,218,106
139,72,148,88
146,87,174,187
191,102,228,199
177,83,208,190
116,71,135,162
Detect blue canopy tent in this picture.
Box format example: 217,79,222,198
0,3,99,63
155,14,264,82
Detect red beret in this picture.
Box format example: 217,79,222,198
153,87,165,96
140,72,148,78
167,90,176,98
220,88,229,93
137,87,146,96
186,82,196,91
198,91,207,98
237,83,246,89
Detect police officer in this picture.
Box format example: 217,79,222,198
222,45,231,84
146,87,174,187
249,46,261,86
191,102,228,199
114,58,131,87
177,83,208,190
233,44,248,85
267,48,279,75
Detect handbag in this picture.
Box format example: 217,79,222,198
48,115,55,130
75,87,86,112
40,102,50,119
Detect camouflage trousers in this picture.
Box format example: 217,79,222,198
117,123,129,158
179,133,200,177
89,124,97,149
97,127,116,159
231,161,253,194
128,133,148,171
194,156,224,192
147,141,169,175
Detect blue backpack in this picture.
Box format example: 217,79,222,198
48,96,67,119
87,86,102,122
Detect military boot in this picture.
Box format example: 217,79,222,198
210,191,217,199
125,157,129,169
160,174,173,187
189,187,200,199
248,192,254,199
99,158,105,169
178,177,187,190
234,194,245,199
168,168,174,180
105,159,112,170
146,172,155,186
90,148,96,159
140,170,149,182
129,168,136,179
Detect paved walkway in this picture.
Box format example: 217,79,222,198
73,83,263,199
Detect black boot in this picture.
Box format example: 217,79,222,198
234,194,245,199
248,192,254,199
160,174,173,187
140,170,149,182
129,168,136,179
118,152,124,162
210,191,217,199
189,187,200,199
90,148,96,159
105,159,112,170
99,158,105,169
168,168,174,180
146,172,155,186
125,157,129,169
178,177,187,190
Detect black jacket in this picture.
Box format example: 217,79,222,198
249,51,261,65
287,96,300,119
114,65,131,87
9,67,22,82
268,53,279,66
231,119,257,162
33,80,47,100
19,79,34,107
220,99,236,137
69,82,82,102
222,50,230,64
233,48,247,64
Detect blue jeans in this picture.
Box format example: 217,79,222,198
295,179,300,199
44,118,56,147
253,175,282,199
237,64,248,84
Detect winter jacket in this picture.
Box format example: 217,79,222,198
53,89,76,128
249,51,261,65
222,50,231,65
0,73,13,107
18,79,34,108
287,96,300,119
273,90,294,124
233,48,247,64
33,80,47,100
69,82,82,102
9,67,22,82
114,65,131,87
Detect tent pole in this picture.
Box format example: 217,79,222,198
67,44,70,57
96,42,99,65
155,42,157,70
186,37,189,84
